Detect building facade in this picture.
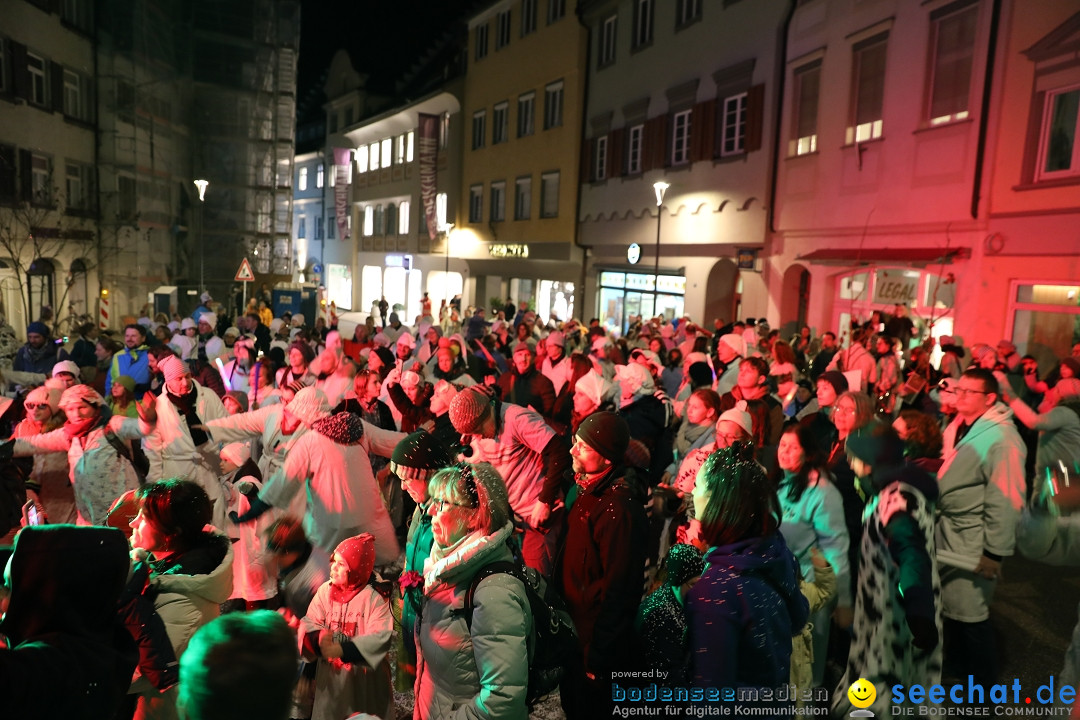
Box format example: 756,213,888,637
577,0,790,334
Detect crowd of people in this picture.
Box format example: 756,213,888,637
2,294,1080,720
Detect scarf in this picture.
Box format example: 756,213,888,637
63,413,103,440
674,420,711,458
167,386,209,446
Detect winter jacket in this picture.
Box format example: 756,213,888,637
13,342,70,376
106,346,150,398
619,394,673,480
1026,405,1080,484
685,533,809,688
496,367,556,419
936,403,1026,622
401,503,434,663
260,413,403,562
14,417,143,525
777,470,851,606
414,522,532,720
557,466,648,673
0,526,138,720
635,583,692,686
541,354,573,395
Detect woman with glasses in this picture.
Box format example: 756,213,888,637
12,385,72,524
413,462,532,720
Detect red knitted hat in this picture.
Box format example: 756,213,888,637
333,533,375,588
449,387,493,434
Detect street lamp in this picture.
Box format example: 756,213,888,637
193,179,209,294
441,222,455,309
652,180,669,322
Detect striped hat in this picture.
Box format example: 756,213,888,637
389,431,453,483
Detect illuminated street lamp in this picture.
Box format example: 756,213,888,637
440,222,455,307
652,180,669,321
193,179,209,293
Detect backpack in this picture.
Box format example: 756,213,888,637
464,559,579,708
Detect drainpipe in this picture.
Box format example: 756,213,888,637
970,0,1002,219
573,2,594,324
767,0,799,235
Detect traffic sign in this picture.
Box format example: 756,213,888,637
234,258,256,282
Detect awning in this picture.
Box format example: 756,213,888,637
796,247,970,266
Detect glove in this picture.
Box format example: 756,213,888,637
908,615,939,651
232,497,271,524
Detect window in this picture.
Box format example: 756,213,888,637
548,0,565,24
436,192,447,229
117,174,135,218
927,2,977,126
599,15,617,67
398,200,410,234
406,131,415,161
298,216,306,239
0,145,15,201
490,181,506,222
493,102,509,144
594,136,608,181
627,124,644,173
381,138,392,167
370,142,381,171
496,11,512,50
61,0,92,32
298,167,308,191
544,81,563,129
522,0,537,36
28,52,47,106
671,110,691,165
677,0,702,28
475,23,489,61
633,0,654,49
720,93,747,156
518,93,535,137
316,163,324,188
396,135,406,165
469,185,483,223
515,176,532,220
356,145,369,173
363,206,374,236
314,216,324,240
328,214,336,239
472,110,487,149
1038,86,1080,180
374,205,385,236
540,172,559,217
791,61,821,156
65,161,90,210
63,70,82,119
848,34,888,144
30,154,51,206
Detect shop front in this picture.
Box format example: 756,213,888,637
596,269,686,335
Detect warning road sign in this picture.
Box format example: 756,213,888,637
234,258,255,282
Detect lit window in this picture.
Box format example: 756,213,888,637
316,163,324,188
469,185,483,223
540,172,559,218
522,0,537,36
473,110,486,149
490,181,506,222
298,167,308,191
370,142,380,170
28,52,47,106
436,192,447,228
620,125,641,174
356,146,369,173
633,0,653,49
363,206,374,236
926,2,977,126
515,176,531,220
720,93,747,156
548,0,565,24
599,15,617,67
496,10,512,50
399,200,411,234
518,92,535,137
396,135,405,165
406,131,415,161
790,61,821,156
544,81,563,129
1037,86,1080,180
475,23,489,60
594,136,608,181
848,33,888,144
298,216,306,239
381,138,392,166
671,110,691,165
493,102,509,144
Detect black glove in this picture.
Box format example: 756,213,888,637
908,615,938,651
232,497,271,524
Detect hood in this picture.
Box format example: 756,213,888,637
311,412,366,445
705,532,805,626
1,526,130,646
153,532,234,606
866,462,940,504
954,401,1015,443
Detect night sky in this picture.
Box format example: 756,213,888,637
297,0,479,100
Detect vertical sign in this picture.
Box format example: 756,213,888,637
418,113,439,242
333,147,351,240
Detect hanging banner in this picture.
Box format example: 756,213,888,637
333,147,351,240
418,113,439,242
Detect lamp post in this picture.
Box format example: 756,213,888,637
652,180,669,322
441,222,455,309
193,179,209,294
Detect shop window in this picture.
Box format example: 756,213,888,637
1010,282,1080,366
326,264,352,310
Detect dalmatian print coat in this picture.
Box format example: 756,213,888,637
833,480,942,716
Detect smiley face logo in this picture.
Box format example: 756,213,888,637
848,678,876,709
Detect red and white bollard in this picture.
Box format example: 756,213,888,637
99,289,110,330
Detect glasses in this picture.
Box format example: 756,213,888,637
430,497,473,512
834,405,857,415
954,388,988,397
24,403,46,410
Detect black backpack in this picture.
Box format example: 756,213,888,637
463,559,579,708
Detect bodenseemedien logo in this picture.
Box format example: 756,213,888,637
848,678,876,717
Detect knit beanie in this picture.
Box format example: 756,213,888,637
27,321,49,338
116,375,137,395
158,355,189,385
615,362,654,403
59,384,104,409
397,332,416,349
224,391,249,413
716,400,753,437
286,386,331,428
180,318,197,331
845,421,904,468
575,411,630,464
289,340,316,365
574,371,612,411
390,431,453,483
199,313,217,328
372,346,394,369
816,371,849,395
220,442,251,468
664,543,705,587
449,387,493,434
333,533,376,589
52,360,80,378
623,438,651,471
719,333,746,357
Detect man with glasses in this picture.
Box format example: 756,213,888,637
937,367,1026,689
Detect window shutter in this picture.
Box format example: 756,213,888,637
19,149,32,201
643,114,666,171
0,145,15,200
582,138,594,183
608,127,625,178
11,42,27,101
691,99,715,162
745,83,765,152
51,61,64,112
